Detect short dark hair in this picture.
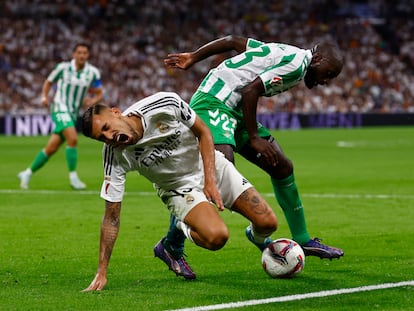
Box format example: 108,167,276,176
73,42,91,52
81,104,108,137
316,41,344,75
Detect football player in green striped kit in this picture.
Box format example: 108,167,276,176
159,35,344,278
18,43,103,190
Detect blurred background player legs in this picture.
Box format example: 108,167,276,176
18,124,86,190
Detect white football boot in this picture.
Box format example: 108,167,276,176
18,169,32,190
69,172,86,190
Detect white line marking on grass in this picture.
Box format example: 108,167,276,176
0,189,99,195
0,189,155,196
1,189,414,200
165,280,414,311
300,193,414,200
336,141,357,148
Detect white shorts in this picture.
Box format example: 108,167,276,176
158,151,252,220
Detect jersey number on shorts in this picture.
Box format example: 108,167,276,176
209,109,237,134
56,112,72,123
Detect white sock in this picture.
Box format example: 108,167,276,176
176,220,194,243
69,171,78,179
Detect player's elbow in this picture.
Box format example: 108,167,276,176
223,35,248,53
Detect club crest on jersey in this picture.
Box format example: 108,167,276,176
224,131,233,138
270,76,282,85
185,195,195,204
157,122,169,133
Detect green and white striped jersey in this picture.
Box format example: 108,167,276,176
197,38,312,110
47,59,101,117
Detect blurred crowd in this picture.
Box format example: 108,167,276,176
1,0,413,115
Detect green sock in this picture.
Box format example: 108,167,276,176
66,147,78,172
30,150,49,173
271,174,310,245
164,214,185,259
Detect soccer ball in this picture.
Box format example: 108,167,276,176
261,238,305,278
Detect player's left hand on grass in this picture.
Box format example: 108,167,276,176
82,273,107,292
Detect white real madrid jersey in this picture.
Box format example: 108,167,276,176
100,92,202,202
197,38,313,109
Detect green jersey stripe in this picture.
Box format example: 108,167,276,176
209,77,226,97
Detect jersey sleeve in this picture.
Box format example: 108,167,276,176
171,93,197,128
258,46,308,96
99,145,126,202
47,62,65,83
90,66,102,88
259,66,302,95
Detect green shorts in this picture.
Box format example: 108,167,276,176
51,111,76,137
190,91,271,152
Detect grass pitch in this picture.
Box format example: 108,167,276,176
1,126,413,310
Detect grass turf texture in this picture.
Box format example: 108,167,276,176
0,126,413,310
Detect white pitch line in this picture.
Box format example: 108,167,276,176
299,193,414,199
1,189,414,200
165,280,414,311
0,189,155,196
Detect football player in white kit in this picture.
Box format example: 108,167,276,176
164,35,345,263
81,92,278,291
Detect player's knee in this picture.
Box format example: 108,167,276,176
204,226,229,250
66,137,78,146
266,214,278,233
253,213,278,235
269,157,293,178
277,157,293,173
285,158,294,171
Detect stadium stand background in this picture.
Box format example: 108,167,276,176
1,0,413,117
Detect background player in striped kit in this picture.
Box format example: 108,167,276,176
18,43,103,190
163,35,344,263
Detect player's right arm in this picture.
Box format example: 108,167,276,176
82,200,121,292
40,80,53,107
241,77,279,167
42,63,65,107
164,35,248,70
190,116,224,211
